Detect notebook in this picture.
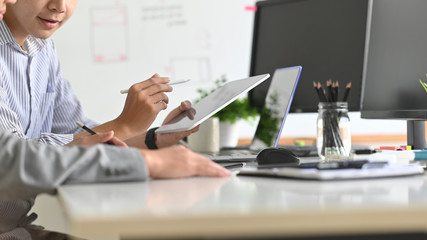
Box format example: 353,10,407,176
206,66,302,162
156,74,270,134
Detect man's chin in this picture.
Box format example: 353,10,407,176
32,31,55,40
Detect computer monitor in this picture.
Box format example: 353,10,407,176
361,0,427,149
249,0,368,113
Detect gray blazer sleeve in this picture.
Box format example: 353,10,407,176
0,130,149,200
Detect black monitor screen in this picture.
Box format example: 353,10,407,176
249,0,368,113
361,0,427,120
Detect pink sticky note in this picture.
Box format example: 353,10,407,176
245,5,257,12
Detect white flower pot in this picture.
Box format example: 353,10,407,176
219,121,240,148
187,117,220,153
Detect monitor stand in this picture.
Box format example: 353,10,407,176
407,120,427,149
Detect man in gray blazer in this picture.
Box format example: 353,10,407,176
0,129,229,239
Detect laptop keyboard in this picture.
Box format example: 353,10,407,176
203,149,260,163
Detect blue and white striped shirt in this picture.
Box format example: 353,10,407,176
0,20,97,145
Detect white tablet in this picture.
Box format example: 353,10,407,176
156,74,270,134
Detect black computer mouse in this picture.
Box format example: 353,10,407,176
256,147,300,166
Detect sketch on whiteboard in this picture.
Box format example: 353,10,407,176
91,6,129,63
141,4,186,27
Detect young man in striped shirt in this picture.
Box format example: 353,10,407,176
0,0,196,150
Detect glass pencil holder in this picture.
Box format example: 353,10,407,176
316,102,351,161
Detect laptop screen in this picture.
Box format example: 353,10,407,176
250,66,302,150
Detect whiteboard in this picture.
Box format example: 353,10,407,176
54,0,256,127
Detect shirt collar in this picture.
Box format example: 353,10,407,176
0,20,16,45
0,20,48,56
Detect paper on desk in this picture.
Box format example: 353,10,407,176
238,163,424,180
353,152,398,163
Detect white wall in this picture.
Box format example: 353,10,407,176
54,0,407,139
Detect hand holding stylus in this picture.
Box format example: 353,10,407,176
120,79,191,94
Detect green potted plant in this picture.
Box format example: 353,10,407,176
196,75,259,147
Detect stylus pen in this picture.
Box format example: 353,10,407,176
120,79,191,94
76,121,115,145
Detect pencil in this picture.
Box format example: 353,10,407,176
333,81,339,102
342,82,352,102
76,121,114,145
326,79,333,102
317,82,328,102
313,81,322,101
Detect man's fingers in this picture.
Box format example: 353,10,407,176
144,81,173,95
180,100,192,111
95,131,114,142
142,146,231,179
164,101,192,123
157,101,168,111
90,131,128,147
197,159,231,177
109,136,128,147
190,126,200,133
129,77,170,94
151,93,170,105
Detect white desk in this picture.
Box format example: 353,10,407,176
56,171,427,239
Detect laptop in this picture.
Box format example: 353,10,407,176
206,66,302,162
156,74,270,134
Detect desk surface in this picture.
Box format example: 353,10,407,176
57,171,427,239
